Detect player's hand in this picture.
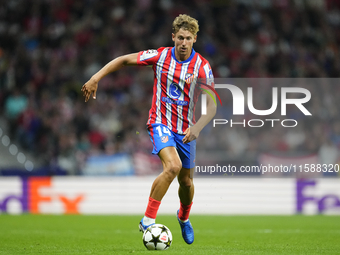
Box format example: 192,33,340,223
81,78,98,102
182,127,199,144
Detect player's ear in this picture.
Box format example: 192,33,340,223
172,33,175,42
193,35,197,43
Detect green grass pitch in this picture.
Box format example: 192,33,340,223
0,215,339,255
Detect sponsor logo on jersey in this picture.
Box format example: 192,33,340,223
169,83,181,99
162,97,188,106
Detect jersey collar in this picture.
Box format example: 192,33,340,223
171,47,196,64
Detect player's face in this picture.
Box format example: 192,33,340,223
172,28,197,61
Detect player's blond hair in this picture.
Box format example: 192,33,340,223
172,14,199,35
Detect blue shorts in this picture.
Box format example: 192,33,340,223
147,123,196,169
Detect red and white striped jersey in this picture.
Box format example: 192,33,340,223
137,47,214,135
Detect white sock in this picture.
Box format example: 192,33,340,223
142,216,155,226
179,218,189,223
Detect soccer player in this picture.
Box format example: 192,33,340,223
81,14,216,244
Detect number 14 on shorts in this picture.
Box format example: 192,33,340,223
156,125,172,137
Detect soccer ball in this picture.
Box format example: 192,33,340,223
142,224,172,250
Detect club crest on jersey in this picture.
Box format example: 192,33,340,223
161,136,169,143
185,73,195,84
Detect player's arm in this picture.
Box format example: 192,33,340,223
182,90,217,144
81,53,138,102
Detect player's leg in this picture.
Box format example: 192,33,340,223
140,124,182,232
149,146,182,201
173,133,196,244
140,147,182,231
177,167,194,219
176,167,195,244
175,133,196,217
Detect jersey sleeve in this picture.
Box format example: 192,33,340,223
200,62,214,88
137,48,163,66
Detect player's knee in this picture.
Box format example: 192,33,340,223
178,176,193,189
164,161,182,180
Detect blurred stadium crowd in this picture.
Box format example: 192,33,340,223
1,0,340,174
